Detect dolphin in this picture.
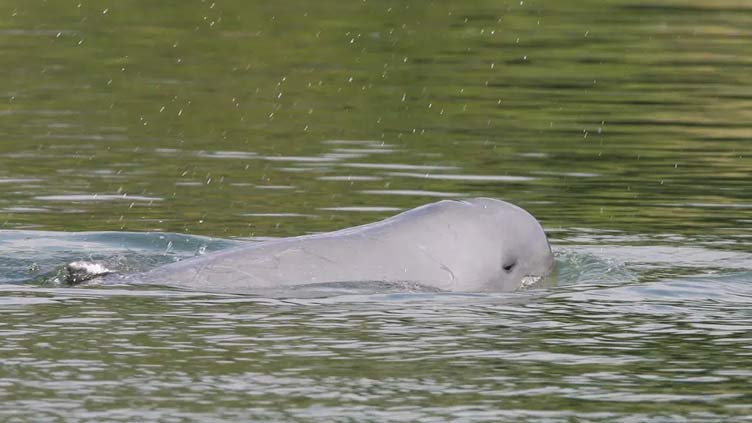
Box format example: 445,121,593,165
68,198,554,294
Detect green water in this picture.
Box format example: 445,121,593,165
1,0,751,421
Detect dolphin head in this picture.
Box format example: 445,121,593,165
467,198,554,292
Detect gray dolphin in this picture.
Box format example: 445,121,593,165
69,198,554,293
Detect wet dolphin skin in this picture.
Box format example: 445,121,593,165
101,198,554,294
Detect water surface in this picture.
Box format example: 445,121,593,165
1,0,751,421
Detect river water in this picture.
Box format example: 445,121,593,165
1,0,751,421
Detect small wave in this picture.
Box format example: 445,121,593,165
3,230,751,305
0,230,237,285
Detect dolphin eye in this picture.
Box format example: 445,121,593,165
502,260,517,273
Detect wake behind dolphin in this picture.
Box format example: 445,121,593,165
67,198,554,294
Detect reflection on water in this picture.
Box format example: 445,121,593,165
1,0,752,421
1,229,751,422
1,271,752,422
1,0,749,241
